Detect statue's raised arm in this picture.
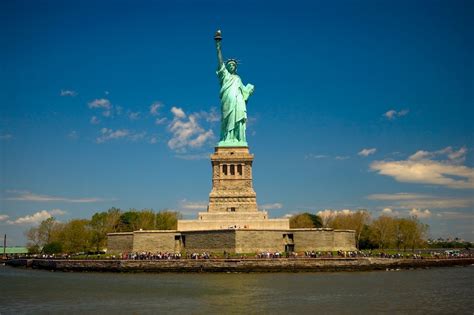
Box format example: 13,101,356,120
214,30,224,68
214,30,254,147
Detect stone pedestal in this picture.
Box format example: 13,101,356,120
177,146,290,231
208,146,257,213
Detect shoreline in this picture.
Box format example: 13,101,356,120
5,257,474,273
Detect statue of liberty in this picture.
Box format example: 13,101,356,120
214,30,255,147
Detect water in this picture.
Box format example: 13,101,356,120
1,265,473,314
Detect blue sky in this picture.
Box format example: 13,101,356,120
1,0,473,245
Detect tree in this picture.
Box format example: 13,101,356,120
104,207,122,233
290,213,317,228
60,219,92,253
89,212,108,251
90,208,123,251
25,217,63,250
118,211,140,232
358,224,377,249
43,242,63,254
327,210,371,249
137,210,156,230
369,215,396,249
307,213,323,228
156,211,181,230
396,217,428,251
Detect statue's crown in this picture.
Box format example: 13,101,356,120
225,58,240,65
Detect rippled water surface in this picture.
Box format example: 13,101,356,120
1,265,473,314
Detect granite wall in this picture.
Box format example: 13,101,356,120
235,230,285,253
133,230,178,253
107,232,133,253
107,228,356,254
183,230,235,253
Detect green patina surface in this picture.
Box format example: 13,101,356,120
214,30,254,147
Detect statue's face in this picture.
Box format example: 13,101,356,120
226,62,237,74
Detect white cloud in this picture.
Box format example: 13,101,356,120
384,109,409,120
180,199,207,210
171,106,186,119
368,193,429,201
409,146,467,164
368,192,473,212
150,102,163,116
7,209,66,225
371,147,474,189
60,89,77,97
128,111,141,120
409,208,431,218
382,208,393,213
195,108,220,123
358,148,377,157
149,137,158,144
317,209,357,226
0,214,9,221
88,98,113,117
88,98,111,110
167,107,214,152
305,154,329,160
155,117,167,125
260,203,283,210
96,128,129,143
177,200,208,215
305,154,349,160
447,147,467,163
0,134,13,141
380,208,401,216
96,128,149,144
317,209,355,217
204,108,220,123
188,130,214,147
90,116,100,124
5,190,107,203
408,150,432,161
398,198,473,209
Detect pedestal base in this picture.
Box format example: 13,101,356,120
177,146,290,231
208,146,258,213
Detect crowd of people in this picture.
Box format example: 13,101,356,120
3,249,471,260
123,252,215,260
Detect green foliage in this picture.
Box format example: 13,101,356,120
368,215,429,251
428,240,472,249
358,224,377,249
327,210,371,249
27,244,41,254
89,208,121,251
118,211,140,232
25,207,184,254
156,211,181,230
290,213,317,228
306,213,323,228
43,242,63,254
60,219,92,254
25,217,63,249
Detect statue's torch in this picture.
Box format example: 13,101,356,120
214,30,222,41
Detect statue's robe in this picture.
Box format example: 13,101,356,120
217,64,253,143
